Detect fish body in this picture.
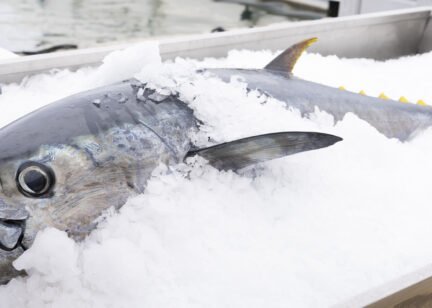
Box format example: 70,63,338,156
209,68,432,142
207,37,432,142
0,73,341,282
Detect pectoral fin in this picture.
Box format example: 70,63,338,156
187,131,342,171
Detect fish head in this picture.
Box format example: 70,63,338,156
0,84,152,282
0,136,137,282
0,81,196,283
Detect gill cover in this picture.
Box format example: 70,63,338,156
187,131,342,171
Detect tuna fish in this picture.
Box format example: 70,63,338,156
0,69,341,282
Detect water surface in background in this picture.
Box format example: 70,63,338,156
0,0,288,52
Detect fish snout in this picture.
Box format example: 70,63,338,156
0,199,29,251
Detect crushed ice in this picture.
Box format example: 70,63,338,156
0,43,432,307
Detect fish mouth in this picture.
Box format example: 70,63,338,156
0,199,29,252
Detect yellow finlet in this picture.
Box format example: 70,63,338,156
417,99,427,106
359,90,366,96
339,86,346,91
378,92,390,100
399,96,409,103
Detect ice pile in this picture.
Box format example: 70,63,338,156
1,43,432,307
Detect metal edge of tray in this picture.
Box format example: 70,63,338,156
419,9,432,52
160,6,431,58
0,6,431,84
335,263,432,307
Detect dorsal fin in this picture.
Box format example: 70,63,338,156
186,131,342,171
264,37,318,74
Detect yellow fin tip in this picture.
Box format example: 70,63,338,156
399,96,409,103
417,99,427,106
378,92,389,100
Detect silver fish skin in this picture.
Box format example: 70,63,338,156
0,77,341,284
209,68,432,141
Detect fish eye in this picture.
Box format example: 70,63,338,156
16,162,55,197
